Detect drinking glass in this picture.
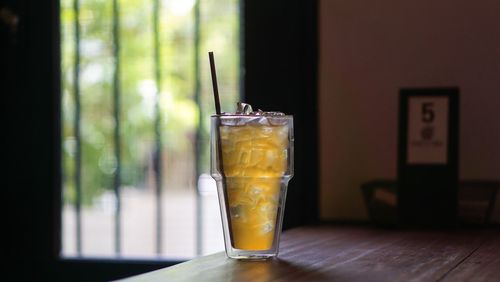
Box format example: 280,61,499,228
211,114,294,259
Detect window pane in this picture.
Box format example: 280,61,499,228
61,0,240,259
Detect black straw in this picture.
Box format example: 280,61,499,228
208,52,234,243
209,51,222,115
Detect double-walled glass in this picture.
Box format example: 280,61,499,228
211,115,294,259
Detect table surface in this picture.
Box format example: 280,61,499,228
120,225,500,282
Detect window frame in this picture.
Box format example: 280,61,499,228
5,0,318,280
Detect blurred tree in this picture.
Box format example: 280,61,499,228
61,0,239,205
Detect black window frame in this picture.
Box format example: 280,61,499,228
4,0,318,281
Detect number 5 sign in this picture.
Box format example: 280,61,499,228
397,87,459,226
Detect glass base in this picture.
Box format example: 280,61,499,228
226,249,278,260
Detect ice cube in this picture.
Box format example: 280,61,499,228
261,222,274,234
248,116,270,126
230,205,245,220
259,126,274,137
261,149,278,169
238,151,250,165
236,102,253,114
249,149,265,166
249,186,263,197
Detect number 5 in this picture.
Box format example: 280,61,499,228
422,102,434,123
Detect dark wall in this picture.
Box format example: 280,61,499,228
3,0,60,278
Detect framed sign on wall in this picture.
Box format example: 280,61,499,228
398,88,459,227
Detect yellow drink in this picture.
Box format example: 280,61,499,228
220,124,289,250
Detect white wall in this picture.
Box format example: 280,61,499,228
319,0,500,220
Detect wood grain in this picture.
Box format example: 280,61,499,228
441,230,500,282
118,226,500,282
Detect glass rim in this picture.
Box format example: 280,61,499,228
211,114,293,118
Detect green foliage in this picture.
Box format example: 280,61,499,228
61,0,240,205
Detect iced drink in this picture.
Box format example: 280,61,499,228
211,106,293,259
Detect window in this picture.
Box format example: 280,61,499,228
60,0,240,259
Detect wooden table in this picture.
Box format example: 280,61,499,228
120,226,500,282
